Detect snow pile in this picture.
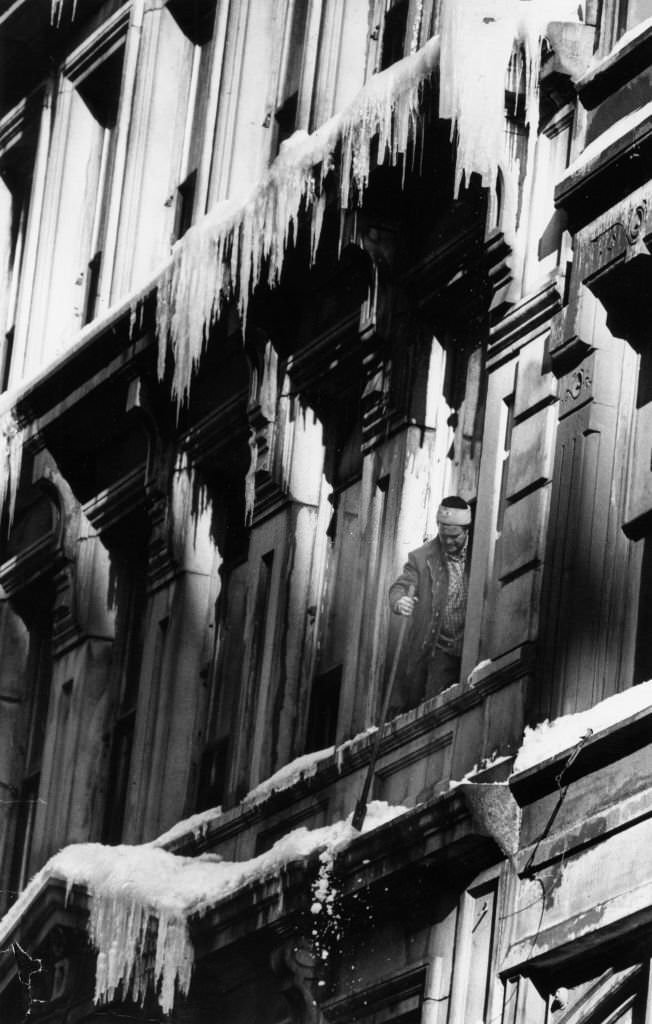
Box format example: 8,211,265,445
0,801,408,1014
439,0,582,198
156,36,439,408
513,680,652,773
0,410,22,530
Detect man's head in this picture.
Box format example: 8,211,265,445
436,496,471,556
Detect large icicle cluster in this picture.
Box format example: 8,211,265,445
157,2,584,409
439,0,582,199
156,37,439,408
0,802,408,1014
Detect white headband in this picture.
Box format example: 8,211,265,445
437,504,471,526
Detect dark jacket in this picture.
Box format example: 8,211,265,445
388,536,450,684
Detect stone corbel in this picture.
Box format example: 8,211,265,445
552,188,652,371
270,936,327,1024
539,22,595,117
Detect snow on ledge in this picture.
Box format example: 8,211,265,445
150,729,380,853
242,746,336,806
0,801,408,1015
512,680,652,774
149,806,224,849
242,728,379,808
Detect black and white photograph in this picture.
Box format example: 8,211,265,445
0,1,650,1022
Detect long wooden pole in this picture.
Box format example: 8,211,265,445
352,584,415,832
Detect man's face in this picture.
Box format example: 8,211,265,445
439,524,468,556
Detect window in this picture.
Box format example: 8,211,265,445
117,0,216,289
272,0,309,154
196,560,248,811
305,666,342,752
381,0,409,70
102,545,148,844
9,608,53,894
0,99,38,391
618,0,652,36
74,46,123,325
24,16,127,370
166,0,216,242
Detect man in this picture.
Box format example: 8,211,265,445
389,496,471,703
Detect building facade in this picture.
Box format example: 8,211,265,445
1,0,652,1022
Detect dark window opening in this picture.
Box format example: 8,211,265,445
305,666,342,753
634,536,652,685
173,169,197,242
381,1,409,70
196,736,229,812
251,551,275,685
8,773,41,898
83,250,102,325
102,545,149,844
1,328,14,393
275,91,298,152
8,611,53,895
102,713,135,845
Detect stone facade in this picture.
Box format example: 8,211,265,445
1,1,652,1023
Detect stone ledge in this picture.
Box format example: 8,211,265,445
168,653,531,857
577,19,652,110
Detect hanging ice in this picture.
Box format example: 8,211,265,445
0,803,408,1015
156,37,440,409
439,0,582,199
157,3,583,409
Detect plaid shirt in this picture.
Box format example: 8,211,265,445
438,541,468,656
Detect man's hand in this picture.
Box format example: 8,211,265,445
396,595,417,616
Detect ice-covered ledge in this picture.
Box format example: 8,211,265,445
162,652,528,858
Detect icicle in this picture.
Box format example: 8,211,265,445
259,341,278,423
0,411,22,531
87,891,193,1015
50,0,78,25
244,427,258,526
156,38,440,411
438,0,582,200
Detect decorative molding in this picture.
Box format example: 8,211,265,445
82,464,147,535
488,280,562,372
270,936,326,1024
180,390,249,469
557,355,595,420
